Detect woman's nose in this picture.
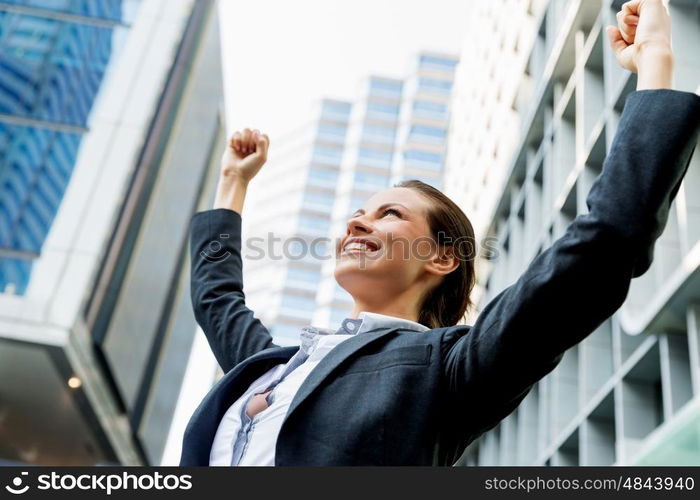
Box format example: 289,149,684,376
337,216,373,256
346,215,371,235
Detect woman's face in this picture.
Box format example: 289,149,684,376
334,187,439,297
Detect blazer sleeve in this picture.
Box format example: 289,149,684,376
441,89,700,441
189,207,278,372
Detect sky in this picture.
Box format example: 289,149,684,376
160,0,470,465
218,0,470,140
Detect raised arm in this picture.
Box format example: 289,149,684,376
190,128,277,372
441,0,700,443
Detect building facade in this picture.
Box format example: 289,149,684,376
0,0,225,465
446,0,700,465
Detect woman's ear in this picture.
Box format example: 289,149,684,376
425,245,460,277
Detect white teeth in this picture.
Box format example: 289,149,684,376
344,242,376,252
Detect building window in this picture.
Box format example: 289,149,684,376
357,147,393,168
303,190,334,210
308,167,339,188
403,149,443,171
419,55,459,71
321,101,351,121
317,123,347,143
413,100,448,119
370,79,403,96
361,124,396,145
286,266,321,291
409,124,447,144
311,145,343,166
298,214,331,236
280,294,316,313
354,171,389,189
367,101,400,117
418,77,453,94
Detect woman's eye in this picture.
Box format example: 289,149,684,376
382,208,401,217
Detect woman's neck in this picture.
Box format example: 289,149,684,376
349,303,419,323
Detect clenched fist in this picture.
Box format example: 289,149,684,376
220,127,270,182
605,0,673,74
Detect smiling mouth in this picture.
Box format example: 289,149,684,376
341,240,380,256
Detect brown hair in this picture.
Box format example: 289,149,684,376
394,179,476,328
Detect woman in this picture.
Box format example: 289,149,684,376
181,0,700,466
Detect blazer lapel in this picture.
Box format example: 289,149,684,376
281,327,398,429
181,345,298,465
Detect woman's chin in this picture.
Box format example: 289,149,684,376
334,258,378,280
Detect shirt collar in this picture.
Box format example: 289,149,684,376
298,311,429,356
336,311,429,335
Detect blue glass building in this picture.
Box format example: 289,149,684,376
0,0,225,465
0,0,137,294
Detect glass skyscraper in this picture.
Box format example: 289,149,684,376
0,0,225,465
0,0,139,294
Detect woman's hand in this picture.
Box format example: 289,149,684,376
221,128,270,182
214,128,270,214
605,0,674,90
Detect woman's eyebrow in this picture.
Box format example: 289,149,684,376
351,203,410,216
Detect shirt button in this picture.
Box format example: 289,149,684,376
346,321,356,331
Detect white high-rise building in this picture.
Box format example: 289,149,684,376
446,0,700,466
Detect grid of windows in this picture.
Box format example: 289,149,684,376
0,1,138,294
455,0,700,468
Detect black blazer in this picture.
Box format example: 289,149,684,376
180,89,700,466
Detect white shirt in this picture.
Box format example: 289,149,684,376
208,311,429,466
